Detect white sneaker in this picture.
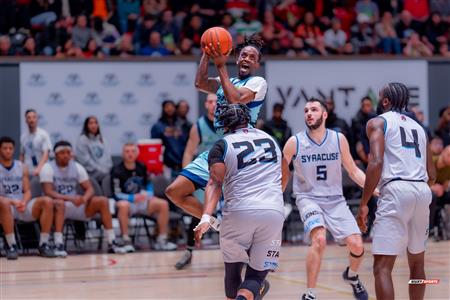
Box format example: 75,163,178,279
54,244,68,258
123,240,136,253
153,240,177,251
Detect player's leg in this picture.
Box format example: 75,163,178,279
0,197,18,259
224,262,245,300
407,251,426,300
373,254,396,300
147,196,177,250
116,200,135,252
30,197,56,257
175,216,198,269
165,175,203,218
53,198,66,256
85,196,126,254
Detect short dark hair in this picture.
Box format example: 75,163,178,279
380,82,409,112
0,136,15,147
306,98,328,113
25,109,36,116
273,103,284,111
53,140,72,152
361,96,372,103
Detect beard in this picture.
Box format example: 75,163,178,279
306,116,323,130
376,101,385,115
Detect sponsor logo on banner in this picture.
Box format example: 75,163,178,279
65,73,83,86
102,73,119,86
27,73,46,86
139,113,154,125
120,92,138,105
173,73,190,86
83,92,102,105
65,113,83,127
46,92,65,106
157,92,171,102
50,132,64,144
138,73,156,86
102,113,120,126
121,131,137,144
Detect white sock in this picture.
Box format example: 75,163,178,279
157,234,168,243
6,233,16,247
348,267,358,278
306,288,316,296
40,233,50,246
106,229,115,244
122,234,131,242
54,232,63,245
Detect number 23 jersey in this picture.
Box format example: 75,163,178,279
208,128,284,214
292,129,343,198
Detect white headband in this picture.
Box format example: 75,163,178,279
54,145,72,153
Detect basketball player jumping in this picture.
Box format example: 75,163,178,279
283,98,371,300
166,34,267,266
195,103,287,300
357,83,436,300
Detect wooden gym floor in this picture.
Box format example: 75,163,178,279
1,241,449,300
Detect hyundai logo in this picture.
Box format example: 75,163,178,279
120,92,138,105
46,92,65,106
28,73,46,86
83,92,102,105
139,113,154,125
137,73,156,86
65,113,83,127
121,131,137,144
102,73,119,86
102,113,120,126
65,73,83,86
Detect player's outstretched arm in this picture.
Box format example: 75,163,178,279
339,133,366,189
357,118,385,232
281,136,296,191
195,53,219,94
182,124,200,168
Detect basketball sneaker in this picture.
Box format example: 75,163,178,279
342,267,368,300
174,250,192,270
39,243,57,258
53,243,67,258
5,244,18,260
301,292,317,300
256,280,270,299
108,241,127,254
153,240,177,251
123,240,135,253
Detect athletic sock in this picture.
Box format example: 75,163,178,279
306,288,316,296
106,229,115,244
54,232,63,245
157,234,168,244
39,233,50,246
5,233,16,247
122,234,131,242
186,245,194,252
348,267,358,278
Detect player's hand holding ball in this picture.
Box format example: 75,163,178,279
201,27,232,67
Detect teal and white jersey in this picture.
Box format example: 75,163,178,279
0,160,24,200
197,115,220,154
214,76,267,133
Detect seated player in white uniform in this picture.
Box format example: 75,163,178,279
283,98,373,300
40,141,126,257
357,83,436,300
0,136,55,259
195,104,289,300
111,143,177,252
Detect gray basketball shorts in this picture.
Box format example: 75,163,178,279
12,198,37,222
372,180,432,255
296,195,361,243
64,201,89,221
220,209,285,271
116,200,149,216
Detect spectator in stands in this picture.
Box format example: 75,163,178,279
0,136,56,260
0,35,15,56
91,0,113,21
375,11,402,54
423,12,448,53
262,103,292,148
55,38,83,58
296,11,327,55
404,0,430,21
403,32,433,56
431,136,444,156
91,16,120,53
396,10,424,44
436,106,450,146
262,10,290,50
285,36,309,57
82,38,104,58
139,31,171,56
439,43,450,57
151,100,189,176
273,0,303,33
72,15,91,49
136,14,158,49
110,34,135,57
156,10,180,53
325,98,353,148
355,0,379,23
20,109,52,177
409,104,433,139
20,37,38,56
351,14,375,54
75,116,112,184
220,12,237,40
116,0,140,33
190,0,225,28
324,18,348,54
176,100,192,138
40,141,126,257
111,143,177,252
174,37,193,55
181,14,203,53
430,0,450,21
351,97,375,163
29,0,58,28
142,0,167,18
232,12,263,37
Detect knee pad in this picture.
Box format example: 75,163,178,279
224,263,244,298
239,280,261,298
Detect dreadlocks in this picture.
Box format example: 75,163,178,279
381,82,410,112
235,34,264,62
218,103,251,132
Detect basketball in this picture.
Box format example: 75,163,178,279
200,27,233,55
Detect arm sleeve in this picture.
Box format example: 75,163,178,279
208,139,226,166
244,76,267,101
75,162,89,183
39,163,54,183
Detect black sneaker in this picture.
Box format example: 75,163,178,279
108,241,127,254
342,267,368,300
5,244,18,260
301,292,317,300
256,280,270,300
38,243,57,258
52,243,67,258
175,250,192,270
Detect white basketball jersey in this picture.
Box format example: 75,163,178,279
222,128,284,214
50,160,80,195
0,160,24,200
378,111,428,187
292,129,343,197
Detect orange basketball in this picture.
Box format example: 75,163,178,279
201,27,233,55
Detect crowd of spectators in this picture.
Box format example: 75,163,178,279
0,0,449,58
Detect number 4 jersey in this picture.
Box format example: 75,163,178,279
208,128,284,214
292,129,343,198
378,111,428,187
